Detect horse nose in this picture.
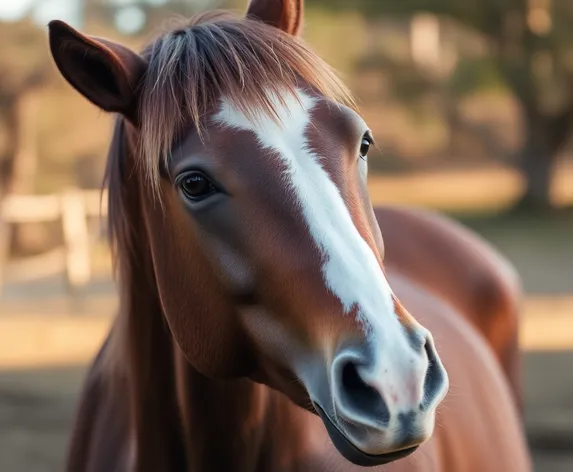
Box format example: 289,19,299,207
329,332,448,449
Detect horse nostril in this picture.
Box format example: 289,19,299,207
421,337,446,410
338,360,390,426
341,361,373,400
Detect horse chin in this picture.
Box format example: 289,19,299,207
312,402,418,467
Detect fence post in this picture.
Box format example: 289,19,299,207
60,189,91,292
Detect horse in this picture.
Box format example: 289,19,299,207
47,1,531,471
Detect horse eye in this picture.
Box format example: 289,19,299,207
179,171,217,201
359,135,372,159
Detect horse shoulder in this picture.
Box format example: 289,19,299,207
66,332,131,472
374,205,522,406
387,271,532,472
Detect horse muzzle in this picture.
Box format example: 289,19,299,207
299,330,448,466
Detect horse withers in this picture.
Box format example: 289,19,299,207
48,0,531,470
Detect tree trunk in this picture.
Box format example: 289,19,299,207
8,89,41,256
10,89,40,195
0,97,18,200
515,137,556,211
0,98,17,289
513,110,560,212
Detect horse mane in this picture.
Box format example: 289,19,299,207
101,117,187,469
96,10,357,470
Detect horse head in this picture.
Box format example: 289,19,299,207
48,0,448,466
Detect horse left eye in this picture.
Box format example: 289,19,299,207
359,135,372,159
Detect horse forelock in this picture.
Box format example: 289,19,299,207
135,10,355,198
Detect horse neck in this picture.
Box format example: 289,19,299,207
174,348,270,471
173,349,324,472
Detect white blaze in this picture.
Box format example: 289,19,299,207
213,89,408,350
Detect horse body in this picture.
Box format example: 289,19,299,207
47,1,531,471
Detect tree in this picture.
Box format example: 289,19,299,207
0,19,51,198
310,0,573,211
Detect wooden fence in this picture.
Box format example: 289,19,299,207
0,189,107,293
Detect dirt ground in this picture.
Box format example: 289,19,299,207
0,198,572,471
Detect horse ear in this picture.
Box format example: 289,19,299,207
246,0,303,36
48,20,147,122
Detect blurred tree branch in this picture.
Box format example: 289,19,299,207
310,0,573,210
357,51,513,163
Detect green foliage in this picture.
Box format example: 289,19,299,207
303,6,369,76
308,0,499,35
448,57,507,98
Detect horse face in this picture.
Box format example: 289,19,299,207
158,88,448,463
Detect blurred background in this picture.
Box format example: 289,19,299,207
0,0,571,471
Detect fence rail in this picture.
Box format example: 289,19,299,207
0,189,108,293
